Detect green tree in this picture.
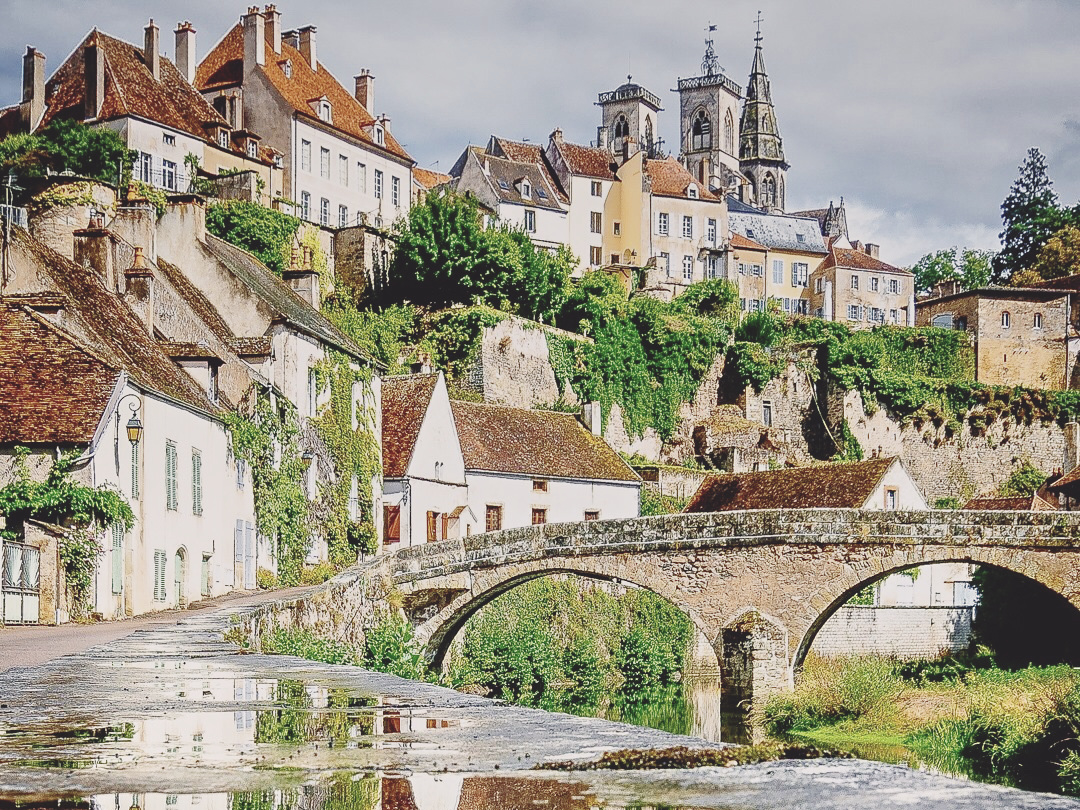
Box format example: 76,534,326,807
205,201,300,274
504,230,575,324
556,269,627,335
1025,225,1080,282
910,247,994,293
997,460,1047,497
993,148,1069,283
0,120,133,186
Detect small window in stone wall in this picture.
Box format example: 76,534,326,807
1034,312,1043,329
762,402,773,427
532,479,548,492
1001,311,1011,328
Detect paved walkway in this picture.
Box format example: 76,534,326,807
0,586,311,673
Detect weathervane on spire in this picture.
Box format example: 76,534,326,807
701,21,720,76
754,10,764,45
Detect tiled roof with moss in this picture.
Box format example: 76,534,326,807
645,157,722,202
381,374,439,479
685,456,899,512
962,494,1057,511
450,401,639,482
554,140,617,180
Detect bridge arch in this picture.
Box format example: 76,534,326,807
792,548,1080,670
410,557,716,670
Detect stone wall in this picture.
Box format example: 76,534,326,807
638,466,708,501
812,605,973,659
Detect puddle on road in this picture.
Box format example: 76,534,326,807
0,680,466,774
0,773,716,810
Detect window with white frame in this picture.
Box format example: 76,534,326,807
162,160,177,191
591,180,602,196
521,180,531,198
890,309,899,323
338,205,348,228
247,141,258,158
793,299,809,315
1034,312,1043,329
138,152,153,183
657,212,669,235
682,215,693,239
869,307,885,323
320,147,330,179
392,176,400,207
590,211,602,233
339,154,348,185
708,255,721,279
524,209,536,232
687,185,698,199
1001,310,1011,328
751,263,763,277
850,274,859,290
815,277,824,293
870,276,879,292
847,304,862,321
772,259,783,284
707,218,716,244
319,100,331,122
682,255,694,281
357,162,367,192
590,246,602,266
301,191,311,221
301,140,311,172
319,197,329,226
218,130,229,148
374,169,383,199
375,126,384,145
888,278,900,295
749,298,762,312
792,262,808,287
163,133,175,146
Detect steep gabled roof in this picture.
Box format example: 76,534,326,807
728,210,828,254
554,140,617,181
0,304,119,444
381,374,439,479
489,137,544,164
685,457,899,512
202,234,372,363
39,30,231,145
728,232,767,251
470,150,563,211
825,246,911,275
412,167,451,192
450,400,639,482
196,24,412,164
646,157,722,202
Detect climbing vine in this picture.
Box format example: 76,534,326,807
224,390,310,585
311,352,381,561
0,448,133,615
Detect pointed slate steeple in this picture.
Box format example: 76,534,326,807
739,16,789,213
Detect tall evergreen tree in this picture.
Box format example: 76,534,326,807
993,148,1062,283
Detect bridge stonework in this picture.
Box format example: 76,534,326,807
249,509,1080,721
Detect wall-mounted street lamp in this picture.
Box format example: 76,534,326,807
116,394,144,446
301,450,314,468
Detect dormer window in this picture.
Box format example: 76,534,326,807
687,184,698,199
218,130,229,148
374,126,385,146
318,100,332,123
247,141,258,159
521,180,531,198
283,59,293,79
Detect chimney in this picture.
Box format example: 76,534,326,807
865,242,880,259
242,7,265,72
282,29,299,50
378,113,391,134
123,247,155,334
73,221,118,292
174,22,196,85
298,25,317,71
20,46,45,132
850,239,863,252
582,402,603,436
354,69,374,111
551,127,563,144
84,32,105,120
143,19,160,81
597,126,609,150
283,245,321,309
264,5,281,55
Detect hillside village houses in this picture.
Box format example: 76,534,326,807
381,373,640,546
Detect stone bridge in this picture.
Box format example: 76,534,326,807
257,509,1080,714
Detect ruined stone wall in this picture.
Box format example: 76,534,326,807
812,605,973,658
469,317,561,407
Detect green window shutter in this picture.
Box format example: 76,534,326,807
192,450,202,516
166,442,177,511
153,549,166,601
111,523,123,594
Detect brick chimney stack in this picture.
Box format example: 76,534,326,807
144,19,160,81
298,25,317,71
354,69,374,111
21,46,45,132
84,32,105,120
124,246,156,335
242,7,265,73
174,22,196,85
264,5,281,55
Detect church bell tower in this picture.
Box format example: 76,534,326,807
739,16,789,213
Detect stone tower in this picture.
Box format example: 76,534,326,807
596,77,663,158
739,22,788,213
676,29,743,193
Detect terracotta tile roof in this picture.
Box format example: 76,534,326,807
412,167,450,191
39,30,232,145
728,232,767,251
826,246,911,275
961,494,1057,511
12,228,218,417
229,336,272,357
555,141,617,180
489,137,544,165
450,400,639,482
381,374,439,479
203,235,372,363
646,157,722,201
196,24,412,164
685,457,899,512
0,304,119,444
159,341,223,361
0,105,21,139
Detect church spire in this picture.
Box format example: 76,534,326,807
738,12,789,213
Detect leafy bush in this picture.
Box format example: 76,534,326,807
362,614,432,681
998,460,1048,497
205,201,300,274
0,120,134,186
640,487,689,516
260,627,361,666
256,568,278,590
299,562,337,585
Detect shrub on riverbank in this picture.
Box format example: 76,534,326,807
446,577,695,710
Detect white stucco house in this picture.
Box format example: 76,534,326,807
381,372,641,547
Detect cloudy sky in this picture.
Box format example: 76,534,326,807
1,0,1078,265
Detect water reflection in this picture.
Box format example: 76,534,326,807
6,773,709,810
